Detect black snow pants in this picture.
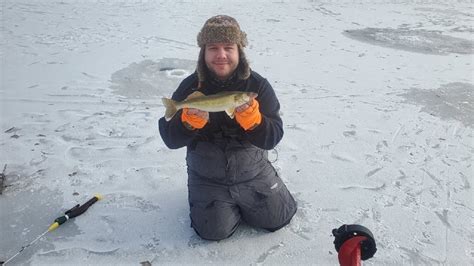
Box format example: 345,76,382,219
186,138,297,241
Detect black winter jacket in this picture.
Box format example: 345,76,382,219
158,71,283,151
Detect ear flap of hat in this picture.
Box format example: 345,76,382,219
236,45,250,80
196,48,207,83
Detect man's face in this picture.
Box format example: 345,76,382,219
204,43,239,80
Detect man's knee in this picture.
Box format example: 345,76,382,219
189,201,241,241
191,221,239,241
264,210,296,232
241,179,298,230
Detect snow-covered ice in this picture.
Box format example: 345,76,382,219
1,0,473,265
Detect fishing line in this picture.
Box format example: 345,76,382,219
1,194,103,265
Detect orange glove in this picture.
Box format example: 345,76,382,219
181,108,208,130
235,99,262,131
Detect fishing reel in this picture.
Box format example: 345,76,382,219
332,224,377,265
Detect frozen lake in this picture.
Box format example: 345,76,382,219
1,1,473,265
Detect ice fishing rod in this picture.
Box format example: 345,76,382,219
1,194,103,265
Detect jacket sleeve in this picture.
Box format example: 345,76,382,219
158,112,198,149
158,79,200,149
244,79,284,150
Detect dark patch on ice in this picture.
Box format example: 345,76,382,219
422,169,442,186
344,28,474,55
399,246,443,265
400,82,474,127
38,247,120,258
459,172,470,189
0,187,75,265
341,183,386,191
110,58,196,99
331,153,356,163
414,7,473,18
0,164,6,195
140,261,152,266
82,72,99,79
266,18,280,23
4,127,20,133
256,243,284,263
434,209,451,228
159,67,175,71
366,167,383,177
103,193,160,212
343,130,356,137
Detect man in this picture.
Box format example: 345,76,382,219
159,15,297,241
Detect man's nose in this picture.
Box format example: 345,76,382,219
216,48,226,58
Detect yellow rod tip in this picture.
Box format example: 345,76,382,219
94,194,104,200
48,222,59,232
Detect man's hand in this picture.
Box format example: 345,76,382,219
186,108,209,120
235,98,262,131
235,98,254,113
181,108,209,130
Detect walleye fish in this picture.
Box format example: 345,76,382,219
162,91,257,121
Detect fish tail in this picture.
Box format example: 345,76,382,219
162,97,178,121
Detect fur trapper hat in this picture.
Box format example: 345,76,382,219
196,15,250,83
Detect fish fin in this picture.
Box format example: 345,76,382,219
162,97,178,121
186,91,205,100
225,108,235,119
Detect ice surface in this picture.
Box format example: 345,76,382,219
1,0,473,265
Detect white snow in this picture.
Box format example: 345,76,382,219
1,0,473,265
